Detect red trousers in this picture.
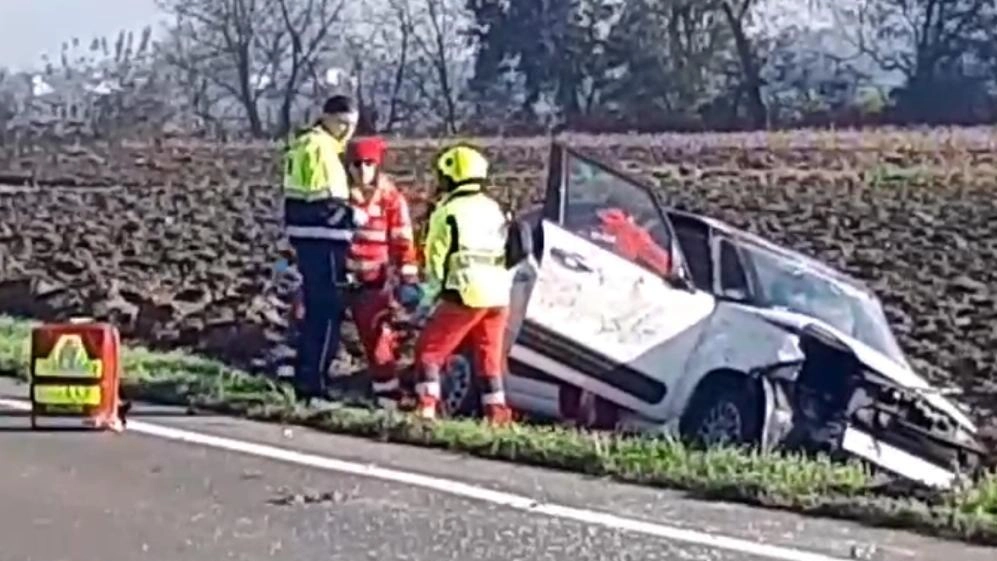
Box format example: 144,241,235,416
413,300,510,420
350,288,400,396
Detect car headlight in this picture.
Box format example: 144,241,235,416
951,424,979,448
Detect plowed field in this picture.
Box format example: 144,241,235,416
1,128,995,437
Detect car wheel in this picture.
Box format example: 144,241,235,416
439,350,482,419
578,390,620,431
680,378,762,448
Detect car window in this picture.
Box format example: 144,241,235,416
561,153,674,275
719,238,750,297
669,214,712,290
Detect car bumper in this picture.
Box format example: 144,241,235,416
840,424,958,489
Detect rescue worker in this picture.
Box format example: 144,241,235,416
344,135,423,410
282,94,361,402
412,144,514,425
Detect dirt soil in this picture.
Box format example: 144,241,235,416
1,129,995,446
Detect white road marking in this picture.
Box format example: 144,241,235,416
0,397,847,561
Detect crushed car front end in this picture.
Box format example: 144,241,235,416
753,315,984,490
707,230,985,489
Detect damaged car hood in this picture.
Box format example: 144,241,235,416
734,305,977,433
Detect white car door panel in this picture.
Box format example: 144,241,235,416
513,220,715,414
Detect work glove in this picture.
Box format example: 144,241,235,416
393,282,424,313
402,282,437,325
274,258,290,274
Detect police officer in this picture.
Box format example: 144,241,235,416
412,145,514,425
282,94,361,402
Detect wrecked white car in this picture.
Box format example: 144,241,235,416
438,141,985,490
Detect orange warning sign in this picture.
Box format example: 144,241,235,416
29,318,124,432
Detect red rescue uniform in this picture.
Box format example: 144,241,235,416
346,137,420,407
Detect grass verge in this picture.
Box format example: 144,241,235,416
1,315,995,545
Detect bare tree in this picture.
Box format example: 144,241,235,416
2,28,178,142
82,28,178,139
605,0,731,127
344,0,417,133
158,0,347,138
275,0,347,135
402,0,475,133
0,68,21,148
716,0,769,128
832,0,996,122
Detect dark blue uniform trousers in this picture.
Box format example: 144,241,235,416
290,238,350,400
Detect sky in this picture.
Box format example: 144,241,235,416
0,0,164,71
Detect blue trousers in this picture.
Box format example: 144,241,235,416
290,239,349,399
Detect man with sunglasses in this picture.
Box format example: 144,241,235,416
282,94,362,402
344,136,422,411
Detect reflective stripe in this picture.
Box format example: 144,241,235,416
399,264,419,277
286,225,353,241
372,379,400,393
450,252,504,266
284,187,338,202
481,391,506,405
33,335,103,378
33,384,102,406
416,381,440,398
346,258,382,271
356,229,388,242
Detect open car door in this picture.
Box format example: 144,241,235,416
508,142,716,419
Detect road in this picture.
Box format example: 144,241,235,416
0,377,993,561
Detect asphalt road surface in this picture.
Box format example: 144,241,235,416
0,377,993,561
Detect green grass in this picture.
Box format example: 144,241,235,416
1,315,995,545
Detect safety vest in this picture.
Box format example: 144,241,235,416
282,125,354,242
424,185,511,308
283,125,349,201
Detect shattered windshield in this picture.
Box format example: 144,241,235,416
742,243,910,367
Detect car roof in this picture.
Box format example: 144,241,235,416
666,208,877,296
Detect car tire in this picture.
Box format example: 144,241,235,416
578,390,620,431
679,377,763,449
439,349,482,419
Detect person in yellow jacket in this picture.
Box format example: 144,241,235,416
412,144,514,424
282,94,362,402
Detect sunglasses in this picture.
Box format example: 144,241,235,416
350,159,377,168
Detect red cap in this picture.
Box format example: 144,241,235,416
348,136,387,166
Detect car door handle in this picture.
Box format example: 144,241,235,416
550,247,593,273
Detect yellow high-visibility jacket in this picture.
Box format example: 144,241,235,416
282,125,355,242
422,184,511,308
283,125,349,201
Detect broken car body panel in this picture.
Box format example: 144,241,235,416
485,140,983,489
741,304,976,433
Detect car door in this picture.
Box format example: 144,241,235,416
507,142,717,419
